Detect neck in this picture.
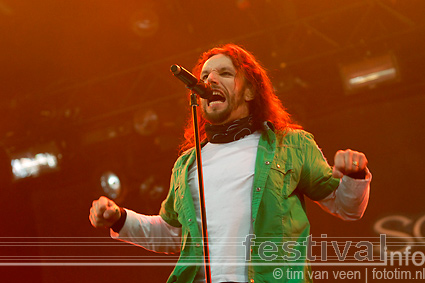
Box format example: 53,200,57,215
205,115,256,143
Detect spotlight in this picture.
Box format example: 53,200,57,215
340,52,400,94
131,9,159,37
139,175,166,201
8,141,61,181
100,171,123,200
133,108,159,136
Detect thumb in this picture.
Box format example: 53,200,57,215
103,203,119,221
332,167,344,179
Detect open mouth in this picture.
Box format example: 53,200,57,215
207,90,226,106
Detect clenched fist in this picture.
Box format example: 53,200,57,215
89,196,121,229
332,149,368,178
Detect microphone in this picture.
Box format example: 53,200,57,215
170,64,213,100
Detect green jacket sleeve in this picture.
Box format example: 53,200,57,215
159,166,182,228
297,131,340,201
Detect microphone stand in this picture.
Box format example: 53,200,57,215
190,92,211,283
170,64,212,283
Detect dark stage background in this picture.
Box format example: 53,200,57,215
1,1,424,282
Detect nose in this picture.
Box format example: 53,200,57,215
205,70,219,85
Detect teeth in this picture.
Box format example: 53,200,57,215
207,90,225,106
212,91,223,97
209,101,223,105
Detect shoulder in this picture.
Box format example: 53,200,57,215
172,147,195,170
274,128,315,147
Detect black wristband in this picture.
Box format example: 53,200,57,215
347,169,367,179
111,207,127,233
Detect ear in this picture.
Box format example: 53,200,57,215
244,87,255,102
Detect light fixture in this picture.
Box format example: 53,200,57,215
131,9,159,37
133,108,159,136
100,171,123,200
340,52,400,94
8,141,61,181
139,175,166,201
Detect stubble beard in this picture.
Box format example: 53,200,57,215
201,104,232,125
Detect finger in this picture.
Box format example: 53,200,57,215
344,150,355,173
89,210,95,226
98,196,110,207
334,150,346,174
103,198,119,219
104,206,119,220
94,197,110,215
90,201,111,227
350,155,359,173
105,198,116,209
357,153,368,170
350,151,368,173
89,210,104,228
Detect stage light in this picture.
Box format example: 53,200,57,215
133,108,159,136
8,141,61,181
100,171,122,200
131,9,159,37
139,175,166,201
340,52,400,94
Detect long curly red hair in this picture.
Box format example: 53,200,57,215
179,43,301,153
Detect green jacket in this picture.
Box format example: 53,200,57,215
159,123,339,283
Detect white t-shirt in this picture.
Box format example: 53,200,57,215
188,132,261,283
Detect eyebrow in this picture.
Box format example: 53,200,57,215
201,66,236,76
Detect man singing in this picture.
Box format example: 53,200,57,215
89,44,371,283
